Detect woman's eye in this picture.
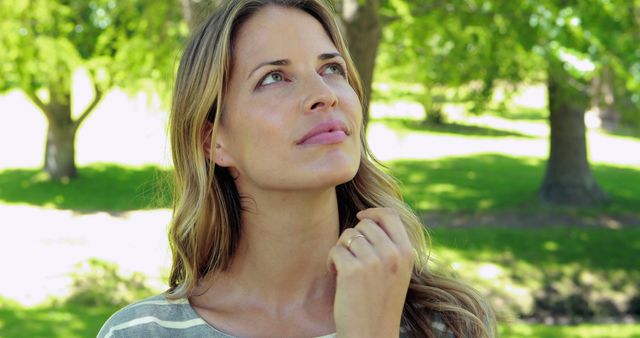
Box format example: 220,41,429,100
322,63,345,77
259,72,285,86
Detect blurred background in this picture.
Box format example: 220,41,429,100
0,0,639,337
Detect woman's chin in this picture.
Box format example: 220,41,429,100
310,163,360,188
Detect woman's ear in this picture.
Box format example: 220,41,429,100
204,121,235,167
213,132,235,168
203,122,214,160
213,141,230,167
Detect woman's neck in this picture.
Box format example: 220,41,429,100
202,187,341,311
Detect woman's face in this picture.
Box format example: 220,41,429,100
216,5,362,193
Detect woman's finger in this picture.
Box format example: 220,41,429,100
356,208,411,246
338,228,378,263
354,218,394,249
326,242,359,274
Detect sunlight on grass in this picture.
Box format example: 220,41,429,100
368,121,550,162
3,87,638,171
368,102,640,169
0,204,171,305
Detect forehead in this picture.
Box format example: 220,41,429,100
232,5,337,71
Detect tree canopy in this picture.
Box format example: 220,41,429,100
375,0,640,126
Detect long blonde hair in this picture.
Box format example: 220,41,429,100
167,0,496,337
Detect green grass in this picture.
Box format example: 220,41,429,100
430,226,640,321
432,227,640,271
0,299,118,338
1,154,637,215
499,323,640,337
389,154,640,215
0,164,171,211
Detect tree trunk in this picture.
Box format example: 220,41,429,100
596,66,620,130
179,0,220,30
540,65,608,206
44,93,78,180
337,0,382,126
45,120,78,180
421,86,445,125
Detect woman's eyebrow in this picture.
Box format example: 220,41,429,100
246,52,344,79
319,52,342,61
247,59,290,79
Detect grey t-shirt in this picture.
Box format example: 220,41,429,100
97,294,453,338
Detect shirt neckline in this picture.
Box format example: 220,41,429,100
182,296,337,338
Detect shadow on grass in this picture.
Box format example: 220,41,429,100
485,106,548,121
1,155,638,216
432,226,640,271
389,154,640,215
377,118,536,138
0,164,172,212
431,225,640,321
600,124,640,140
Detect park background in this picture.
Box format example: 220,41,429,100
1,0,639,337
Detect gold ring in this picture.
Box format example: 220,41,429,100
346,234,366,250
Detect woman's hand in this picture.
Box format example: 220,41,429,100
327,208,415,338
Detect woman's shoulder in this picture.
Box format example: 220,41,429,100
97,294,225,338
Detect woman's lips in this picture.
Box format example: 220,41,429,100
297,120,349,146
299,130,347,145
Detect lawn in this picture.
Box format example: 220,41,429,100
499,323,640,337
390,154,640,215
0,299,116,338
430,227,640,322
0,164,171,211
2,153,638,217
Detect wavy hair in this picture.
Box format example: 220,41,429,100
167,0,496,337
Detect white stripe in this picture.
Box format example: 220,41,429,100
104,316,207,338
432,320,447,332
128,298,190,309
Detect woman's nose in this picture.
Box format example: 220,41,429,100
302,73,338,113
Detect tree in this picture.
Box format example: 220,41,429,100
0,0,185,180
527,0,625,205
375,1,538,123
374,0,640,206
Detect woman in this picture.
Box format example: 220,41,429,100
98,0,496,337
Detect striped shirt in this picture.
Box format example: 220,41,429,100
97,294,454,337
